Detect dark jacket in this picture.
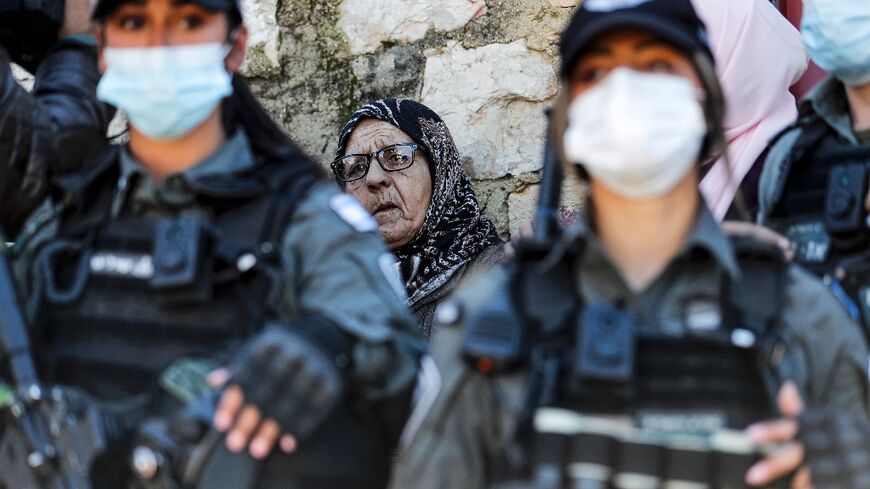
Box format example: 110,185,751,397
0,39,112,234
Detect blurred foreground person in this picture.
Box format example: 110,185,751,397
389,1,870,488
1,0,422,487
758,0,870,341
333,99,503,339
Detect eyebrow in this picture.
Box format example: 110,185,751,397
582,37,672,57
634,38,673,51
115,0,197,6
579,45,611,59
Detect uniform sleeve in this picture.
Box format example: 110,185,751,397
32,39,113,142
0,41,111,235
0,49,52,234
756,128,802,224
390,267,525,489
281,183,423,399
779,266,870,422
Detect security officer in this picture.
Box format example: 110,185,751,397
0,0,113,234
389,1,870,488
757,0,870,337
3,0,423,487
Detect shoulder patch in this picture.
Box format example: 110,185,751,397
329,194,378,233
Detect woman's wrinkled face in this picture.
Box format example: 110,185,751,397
568,29,703,101
344,118,433,250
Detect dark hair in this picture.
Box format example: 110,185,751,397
221,75,316,167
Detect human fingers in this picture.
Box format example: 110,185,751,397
778,381,804,418
207,368,230,388
213,385,244,432
226,404,262,453
791,467,813,489
745,442,804,486
249,418,280,460
746,418,799,445
280,434,298,454
722,221,793,260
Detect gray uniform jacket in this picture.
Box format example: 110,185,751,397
411,244,504,340
11,131,423,402
390,204,870,489
757,77,860,224
0,40,112,234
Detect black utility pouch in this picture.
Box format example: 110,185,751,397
574,304,636,383
150,217,213,304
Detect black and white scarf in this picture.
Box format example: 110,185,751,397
336,99,502,305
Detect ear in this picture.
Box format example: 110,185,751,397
95,25,107,74
225,25,248,73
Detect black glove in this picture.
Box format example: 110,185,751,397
228,321,349,442
800,409,870,489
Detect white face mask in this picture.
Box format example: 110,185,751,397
563,68,707,200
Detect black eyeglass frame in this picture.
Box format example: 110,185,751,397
331,143,420,183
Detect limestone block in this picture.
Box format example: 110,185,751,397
241,0,281,76
421,40,557,179
507,176,586,234
351,45,424,101
339,0,487,55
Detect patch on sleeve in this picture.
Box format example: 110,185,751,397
329,194,378,233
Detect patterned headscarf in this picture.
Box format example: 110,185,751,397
336,99,502,305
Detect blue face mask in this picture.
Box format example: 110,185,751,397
97,43,233,140
801,0,870,86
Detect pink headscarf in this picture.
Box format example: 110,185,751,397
692,0,808,220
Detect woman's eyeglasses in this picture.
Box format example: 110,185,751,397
331,143,419,183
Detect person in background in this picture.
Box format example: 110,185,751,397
692,0,808,221
332,99,504,340
757,0,870,337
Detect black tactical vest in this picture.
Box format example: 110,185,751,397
33,147,319,402
768,117,870,338
461,237,787,489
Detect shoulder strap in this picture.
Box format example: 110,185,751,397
772,115,831,172
209,153,324,261
723,237,787,336
52,142,121,240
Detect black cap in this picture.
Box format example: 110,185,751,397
93,0,240,20
559,0,713,77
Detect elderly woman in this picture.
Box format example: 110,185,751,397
332,99,504,339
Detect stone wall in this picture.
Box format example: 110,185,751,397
243,0,584,236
